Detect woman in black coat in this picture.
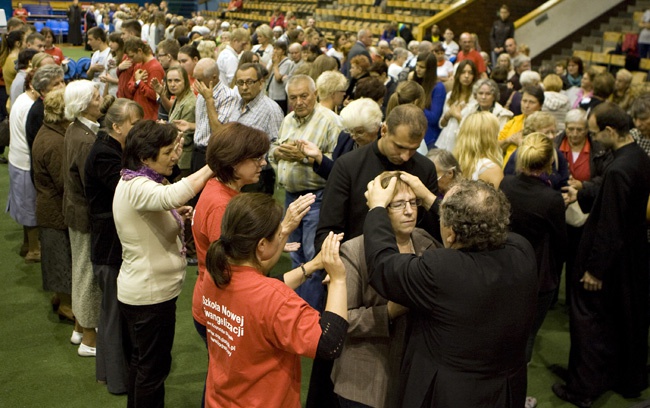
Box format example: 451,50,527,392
500,132,567,363
84,98,143,394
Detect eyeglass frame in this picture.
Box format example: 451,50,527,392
387,198,422,211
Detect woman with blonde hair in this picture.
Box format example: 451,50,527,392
310,55,339,83
500,133,567,408
542,73,570,131
503,111,570,190
32,88,74,320
197,40,217,59
252,24,274,66
316,70,347,113
453,111,504,187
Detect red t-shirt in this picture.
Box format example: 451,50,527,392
117,54,134,99
13,8,28,22
202,265,322,408
44,46,65,65
456,49,486,74
192,178,239,325
127,57,165,120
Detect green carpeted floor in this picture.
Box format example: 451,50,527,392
1,45,649,407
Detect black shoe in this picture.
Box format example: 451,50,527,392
187,257,198,266
0,156,7,164
552,383,593,408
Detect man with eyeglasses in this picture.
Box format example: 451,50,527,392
555,102,650,407
173,58,238,172
230,63,285,194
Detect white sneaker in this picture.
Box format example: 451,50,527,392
70,330,83,345
78,343,96,357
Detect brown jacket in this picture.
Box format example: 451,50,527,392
32,121,70,229
331,228,440,408
62,119,96,232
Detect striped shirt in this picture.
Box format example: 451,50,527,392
194,80,238,147
230,92,284,142
270,104,341,193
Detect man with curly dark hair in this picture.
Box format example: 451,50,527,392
363,177,538,408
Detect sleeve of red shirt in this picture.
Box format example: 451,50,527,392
136,61,165,102
269,289,322,358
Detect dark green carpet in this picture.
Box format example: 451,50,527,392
0,45,648,407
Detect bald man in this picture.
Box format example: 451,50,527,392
456,32,487,78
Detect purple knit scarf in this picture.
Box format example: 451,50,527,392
120,167,186,257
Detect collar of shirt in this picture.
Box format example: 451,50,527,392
239,90,264,113
224,45,239,58
78,116,100,134
292,108,316,127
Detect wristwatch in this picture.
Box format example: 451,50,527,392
302,157,309,164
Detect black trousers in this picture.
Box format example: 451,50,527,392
120,297,177,408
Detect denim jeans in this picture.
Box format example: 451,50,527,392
286,189,325,311
285,189,322,268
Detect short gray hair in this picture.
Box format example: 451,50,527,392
564,108,587,125
440,179,510,251
31,64,64,93
472,78,500,102
64,80,97,120
512,54,531,68
340,98,382,132
285,74,316,95
393,47,408,60
520,70,541,87
630,93,650,119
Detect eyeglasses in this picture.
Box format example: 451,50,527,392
235,79,260,87
437,166,455,181
344,128,366,137
251,156,266,164
387,199,421,211
157,53,169,58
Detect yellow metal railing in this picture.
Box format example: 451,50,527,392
514,0,563,28
415,0,478,41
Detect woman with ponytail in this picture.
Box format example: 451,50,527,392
500,132,567,365
202,193,349,408
1,30,26,101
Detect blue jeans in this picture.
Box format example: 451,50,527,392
285,189,322,268
286,189,325,310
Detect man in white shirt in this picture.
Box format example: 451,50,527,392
216,27,250,86
86,27,111,85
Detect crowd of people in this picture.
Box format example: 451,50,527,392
1,2,650,408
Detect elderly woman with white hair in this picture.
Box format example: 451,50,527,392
298,97,382,180
462,78,512,130
316,70,347,116
63,80,104,357
507,69,541,116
